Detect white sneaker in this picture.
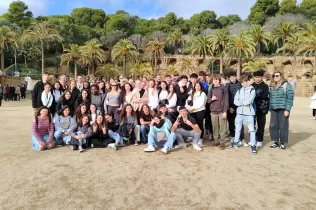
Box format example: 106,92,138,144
242,140,249,147
161,147,168,154
78,146,84,152
310,117,316,120
193,144,202,151
257,142,263,147
144,145,155,152
107,143,115,148
91,144,94,148
174,144,187,149
198,139,203,146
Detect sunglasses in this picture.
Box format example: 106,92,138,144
272,75,280,78
119,78,124,80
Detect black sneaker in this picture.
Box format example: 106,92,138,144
280,143,286,150
251,146,257,154
270,142,279,149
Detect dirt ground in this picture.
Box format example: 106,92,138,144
0,97,316,210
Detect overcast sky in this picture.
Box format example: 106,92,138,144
0,0,304,20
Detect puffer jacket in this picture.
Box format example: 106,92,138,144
252,81,269,115
234,85,256,116
225,81,242,109
269,80,294,112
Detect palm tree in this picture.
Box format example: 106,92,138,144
95,64,119,78
181,58,197,75
242,60,267,73
272,22,298,55
166,30,185,54
302,20,316,38
111,39,138,76
277,34,302,78
297,35,316,77
210,28,230,74
190,35,213,66
249,25,270,55
81,40,106,75
160,65,176,76
0,26,16,72
22,21,63,74
60,44,83,79
227,31,256,79
130,63,153,78
145,39,165,76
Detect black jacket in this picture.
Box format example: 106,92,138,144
32,81,45,108
252,81,269,115
175,85,189,107
225,81,242,109
71,88,80,103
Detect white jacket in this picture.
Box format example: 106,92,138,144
185,91,207,112
310,92,316,109
166,93,177,108
148,88,159,110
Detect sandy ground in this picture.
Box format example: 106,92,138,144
0,97,316,210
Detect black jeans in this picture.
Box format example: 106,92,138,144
205,104,212,134
227,110,244,140
254,113,266,143
269,109,289,144
0,96,2,106
191,110,205,138
313,109,316,117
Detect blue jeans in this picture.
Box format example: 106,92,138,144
54,130,71,145
148,131,176,149
32,134,50,151
234,114,256,146
108,130,123,145
140,125,150,143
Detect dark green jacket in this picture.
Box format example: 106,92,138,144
269,80,294,112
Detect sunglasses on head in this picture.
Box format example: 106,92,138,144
174,74,179,77
272,75,280,78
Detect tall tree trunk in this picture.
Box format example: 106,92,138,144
24,55,27,68
14,48,17,72
41,42,45,75
293,55,297,78
220,54,223,74
124,54,127,76
1,48,4,72
74,61,78,79
237,56,241,79
154,53,157,76
91,62,95,75
257,42,261,55
87,66,90,76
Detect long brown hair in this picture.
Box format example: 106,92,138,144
35,106,51,122
168,84,175,100
92,114,106,132
78,114,91,127
76,104,88,122
60,90,73,104
120,104,136,122
141,104,150,115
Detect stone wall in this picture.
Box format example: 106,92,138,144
0,75,25,86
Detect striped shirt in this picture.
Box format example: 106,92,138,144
32,117,54,143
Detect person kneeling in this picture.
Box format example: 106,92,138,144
90,114,116,149
70,115,92,152
174,106,202,151
144,114,176,154
32,106,55,151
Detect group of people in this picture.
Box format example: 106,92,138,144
0,84,27,106
31,69,295,154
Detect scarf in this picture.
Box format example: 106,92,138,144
41,91,53,108
154,119,165,129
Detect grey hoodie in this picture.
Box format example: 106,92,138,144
234,85,256,116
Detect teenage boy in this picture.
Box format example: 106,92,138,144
173,106,202,151
225,71,246,146
252,70,269,147
187,73,198,93
207,74,229,149
175,75,189,107
228,75,257,154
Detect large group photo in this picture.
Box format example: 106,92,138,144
1,0,316,209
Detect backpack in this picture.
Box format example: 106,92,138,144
282,79,296,95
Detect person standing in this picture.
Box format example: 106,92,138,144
0,84,3,106
20,84,26,99
175,75,189,108
269,70,294,150
310,86,316,120
207,75,229,149
252,70,269,147
69,80,80,103
15,85,21,101
228,75,257,154
225,71,245,145
59,75,68,91
76,75,84,91
32,73,49,112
